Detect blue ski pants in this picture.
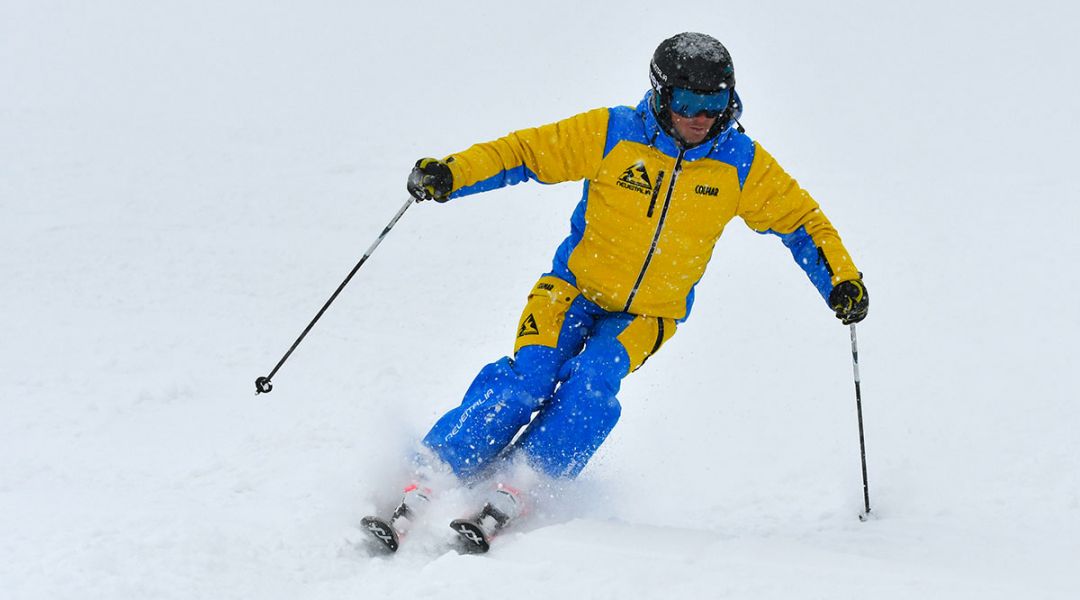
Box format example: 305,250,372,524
422,275,677,480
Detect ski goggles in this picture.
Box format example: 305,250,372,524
669,87,731,118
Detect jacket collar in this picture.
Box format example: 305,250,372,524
636,91,733,161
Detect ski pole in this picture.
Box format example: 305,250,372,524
254,196,417,394
849,323,872,521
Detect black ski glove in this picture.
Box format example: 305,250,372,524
407,158,453,202
829,279,869,325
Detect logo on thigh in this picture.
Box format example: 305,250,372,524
518,314,540,338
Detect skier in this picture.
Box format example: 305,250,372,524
364,32,869,552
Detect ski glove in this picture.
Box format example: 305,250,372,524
829,279,869,324
407,158,453,202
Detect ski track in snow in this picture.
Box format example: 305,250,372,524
3,1,1080,598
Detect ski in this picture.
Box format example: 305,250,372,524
359,484,520,554
450,516,493,553
359,484,431,554
450,486,522,553
360,515,400,553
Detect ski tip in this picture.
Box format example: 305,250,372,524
361,516,400,553
450,519,491,553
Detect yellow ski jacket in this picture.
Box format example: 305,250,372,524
443,92,860,321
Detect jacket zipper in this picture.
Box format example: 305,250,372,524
623,149,684,313
646,170,666,217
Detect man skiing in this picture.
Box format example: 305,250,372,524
363,32,869,552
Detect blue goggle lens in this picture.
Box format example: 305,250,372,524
669,87,731,118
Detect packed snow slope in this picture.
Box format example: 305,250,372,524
2,1,1078,598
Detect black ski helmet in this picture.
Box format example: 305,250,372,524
649,33,738,143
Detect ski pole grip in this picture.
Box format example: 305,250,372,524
255,376,273,395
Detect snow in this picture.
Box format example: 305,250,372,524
3,0,1079,598
665,31,728,64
